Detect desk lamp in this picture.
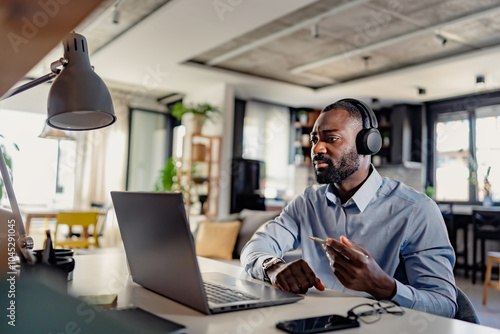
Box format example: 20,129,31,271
1,32,116,131
0,32,116,264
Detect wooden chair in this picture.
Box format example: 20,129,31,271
472,209,500,284
483,251,500,305
53,212,100,249
90,202,112,240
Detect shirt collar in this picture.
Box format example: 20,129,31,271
324,165,382,212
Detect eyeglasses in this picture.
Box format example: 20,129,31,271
347,300,405,324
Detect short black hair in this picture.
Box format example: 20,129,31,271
321,100,366,129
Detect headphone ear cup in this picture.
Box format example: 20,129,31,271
356,128,382,155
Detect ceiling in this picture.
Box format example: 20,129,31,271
26,0,500,109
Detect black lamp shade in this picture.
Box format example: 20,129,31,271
47,32,116,130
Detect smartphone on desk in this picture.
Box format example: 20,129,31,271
276,314,359,334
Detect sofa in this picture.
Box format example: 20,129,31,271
193,209,301,266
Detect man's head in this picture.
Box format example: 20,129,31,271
310,100,374,185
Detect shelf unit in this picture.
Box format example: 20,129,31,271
181,134,221,218
292,109,320,166
373,104,424,167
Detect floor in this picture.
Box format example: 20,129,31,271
455,269,500,329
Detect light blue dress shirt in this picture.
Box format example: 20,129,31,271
241,167,458,317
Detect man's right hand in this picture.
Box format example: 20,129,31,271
266,259,325,294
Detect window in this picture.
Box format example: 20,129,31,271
435,112,470,201
243,101,291,199
0,109,76,208
433,103,500,203
475,106,500,202
126,108,178,191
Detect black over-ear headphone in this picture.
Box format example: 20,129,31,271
336,98,382,155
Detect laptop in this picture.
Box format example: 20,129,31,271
110,191,303,315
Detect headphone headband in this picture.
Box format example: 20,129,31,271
335,98,381,155
336,98,378,129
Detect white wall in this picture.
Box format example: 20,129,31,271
183,83,235,217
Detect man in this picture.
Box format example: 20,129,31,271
240,99,457,317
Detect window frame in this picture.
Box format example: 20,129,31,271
125,107,180,191
426,90,500,205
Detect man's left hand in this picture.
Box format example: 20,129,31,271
325,235,396,300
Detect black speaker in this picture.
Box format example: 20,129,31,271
230,158,266,213
337,98,382,155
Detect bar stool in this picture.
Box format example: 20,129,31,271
472,209,500,284
437,201,468,275
483,251,500,305
437,201,456,249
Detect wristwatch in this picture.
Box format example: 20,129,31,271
262,257,284,283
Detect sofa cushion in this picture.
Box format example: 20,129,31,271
233,209,281,258
195,221,241,260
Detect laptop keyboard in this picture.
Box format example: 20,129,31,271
204,281,260,304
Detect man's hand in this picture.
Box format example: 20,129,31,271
266,259,325,294
325,235,396,300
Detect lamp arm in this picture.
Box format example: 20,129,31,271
1,58,65,101
1,72,58,101
0,147,24,235
0,146,35,264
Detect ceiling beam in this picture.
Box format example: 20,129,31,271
289,4,500,74
315,42,500,94
207,0,371,66
296,72,337,85
365,2,481,49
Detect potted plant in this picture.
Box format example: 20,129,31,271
154,157,180,192
483,166,493,206
297,110,308,125
170,102,220,134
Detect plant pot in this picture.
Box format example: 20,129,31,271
192,114,205,134
483,195,494,206
192,144,207,161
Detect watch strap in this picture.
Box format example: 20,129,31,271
262,257,284,283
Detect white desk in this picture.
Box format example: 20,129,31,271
69,250,499,334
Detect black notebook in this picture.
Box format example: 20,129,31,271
105,307,185,334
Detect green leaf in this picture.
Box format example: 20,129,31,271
154,157,177,191
169,102,220,121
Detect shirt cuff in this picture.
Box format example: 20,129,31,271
392,280,415,308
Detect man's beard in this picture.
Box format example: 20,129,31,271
313,148,360,185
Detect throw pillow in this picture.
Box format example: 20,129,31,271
195,221,241,260
191,213,240,239
234,209,281,258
